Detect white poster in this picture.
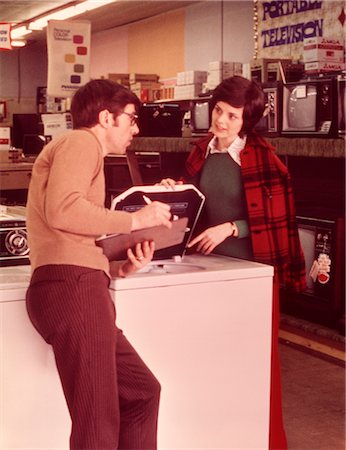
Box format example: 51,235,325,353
256,0,346,59
0,23,12,50
41,113,73,140
47,20,91,98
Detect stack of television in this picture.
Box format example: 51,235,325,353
189,72,346,138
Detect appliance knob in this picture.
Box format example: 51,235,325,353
5,229,30,256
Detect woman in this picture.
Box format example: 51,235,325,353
161,75,306,449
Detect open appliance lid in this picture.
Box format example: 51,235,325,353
110,184,205,260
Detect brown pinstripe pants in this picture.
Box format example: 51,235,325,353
26,265,160,450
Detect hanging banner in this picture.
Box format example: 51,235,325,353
256,0,346,59
0,23,12,50
47,20,91,98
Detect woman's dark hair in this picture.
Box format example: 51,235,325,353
210,75,266,137
71,79,141,129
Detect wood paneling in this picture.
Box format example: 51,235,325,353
128,9,185,79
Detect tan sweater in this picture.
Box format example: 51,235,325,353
26,129,132,274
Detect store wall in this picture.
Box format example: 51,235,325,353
90,1,253,79
0,1,254,117
184,1,254,70
128,8,185,79
90,25,128,79
0,40,48,114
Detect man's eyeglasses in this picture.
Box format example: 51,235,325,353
122,111,139,126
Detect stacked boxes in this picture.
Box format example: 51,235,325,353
303,37,345,74
176,70,208,85
129,73,159,85
108,73,161,102
130,81,162,102
304,60,345,74
129,73,160,102
174,70,207,99
207,61,243,89
159,77,177,100
108,73,130,87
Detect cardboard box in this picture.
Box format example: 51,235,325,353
303,37,344,63
129,73,159,84
303,48,344,63
207,70,232,87
177,71,207,86
159,77,177,86
208,61,243,73
304,61,346,73
206,64,243,89
303,37,345,48
0,126,10,150
131,82,161,90
160,86,175,100
208,61,233,71
131,87,162,102
108,73,130,86
174,84,203,99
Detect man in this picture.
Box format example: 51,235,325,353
25,79,172,449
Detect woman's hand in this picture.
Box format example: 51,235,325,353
158,178,183,189
187,222,237,255
116,241,155,277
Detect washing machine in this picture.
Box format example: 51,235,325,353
107,185,274,449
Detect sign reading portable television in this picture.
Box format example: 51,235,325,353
256,1,346,60
47,20,91,98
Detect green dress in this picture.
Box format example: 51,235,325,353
198,153,254,260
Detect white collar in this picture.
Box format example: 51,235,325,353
206,135,247,166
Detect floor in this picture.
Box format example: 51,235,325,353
279,324,345,450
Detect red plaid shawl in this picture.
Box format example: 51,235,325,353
183,133,306,292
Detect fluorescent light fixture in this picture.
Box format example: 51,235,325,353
29,0,118,31
11,40,27,48
11,26,32,39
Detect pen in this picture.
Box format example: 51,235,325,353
143,195,152,205
142,195,178,221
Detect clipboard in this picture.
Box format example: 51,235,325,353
96,217,188,261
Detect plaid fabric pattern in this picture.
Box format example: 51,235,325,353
183,134,306,292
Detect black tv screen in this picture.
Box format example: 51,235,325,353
190,99,211,134
282,84,317,132
11,113,41,149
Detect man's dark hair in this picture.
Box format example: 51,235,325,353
71,79,141,129
210,75,266,137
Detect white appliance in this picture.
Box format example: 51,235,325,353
0,185,274,449
0,205,30,266
110,254,273,449
108,185,274,449
0,265,71,449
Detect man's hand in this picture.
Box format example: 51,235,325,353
117,241,155,277
131,201,172,231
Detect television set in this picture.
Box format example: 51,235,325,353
138,103,183,137
254,81,282,136
281,211,345,329
281,78,339,137
11,113,42,149
189,98,212,135
22,134,49,157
